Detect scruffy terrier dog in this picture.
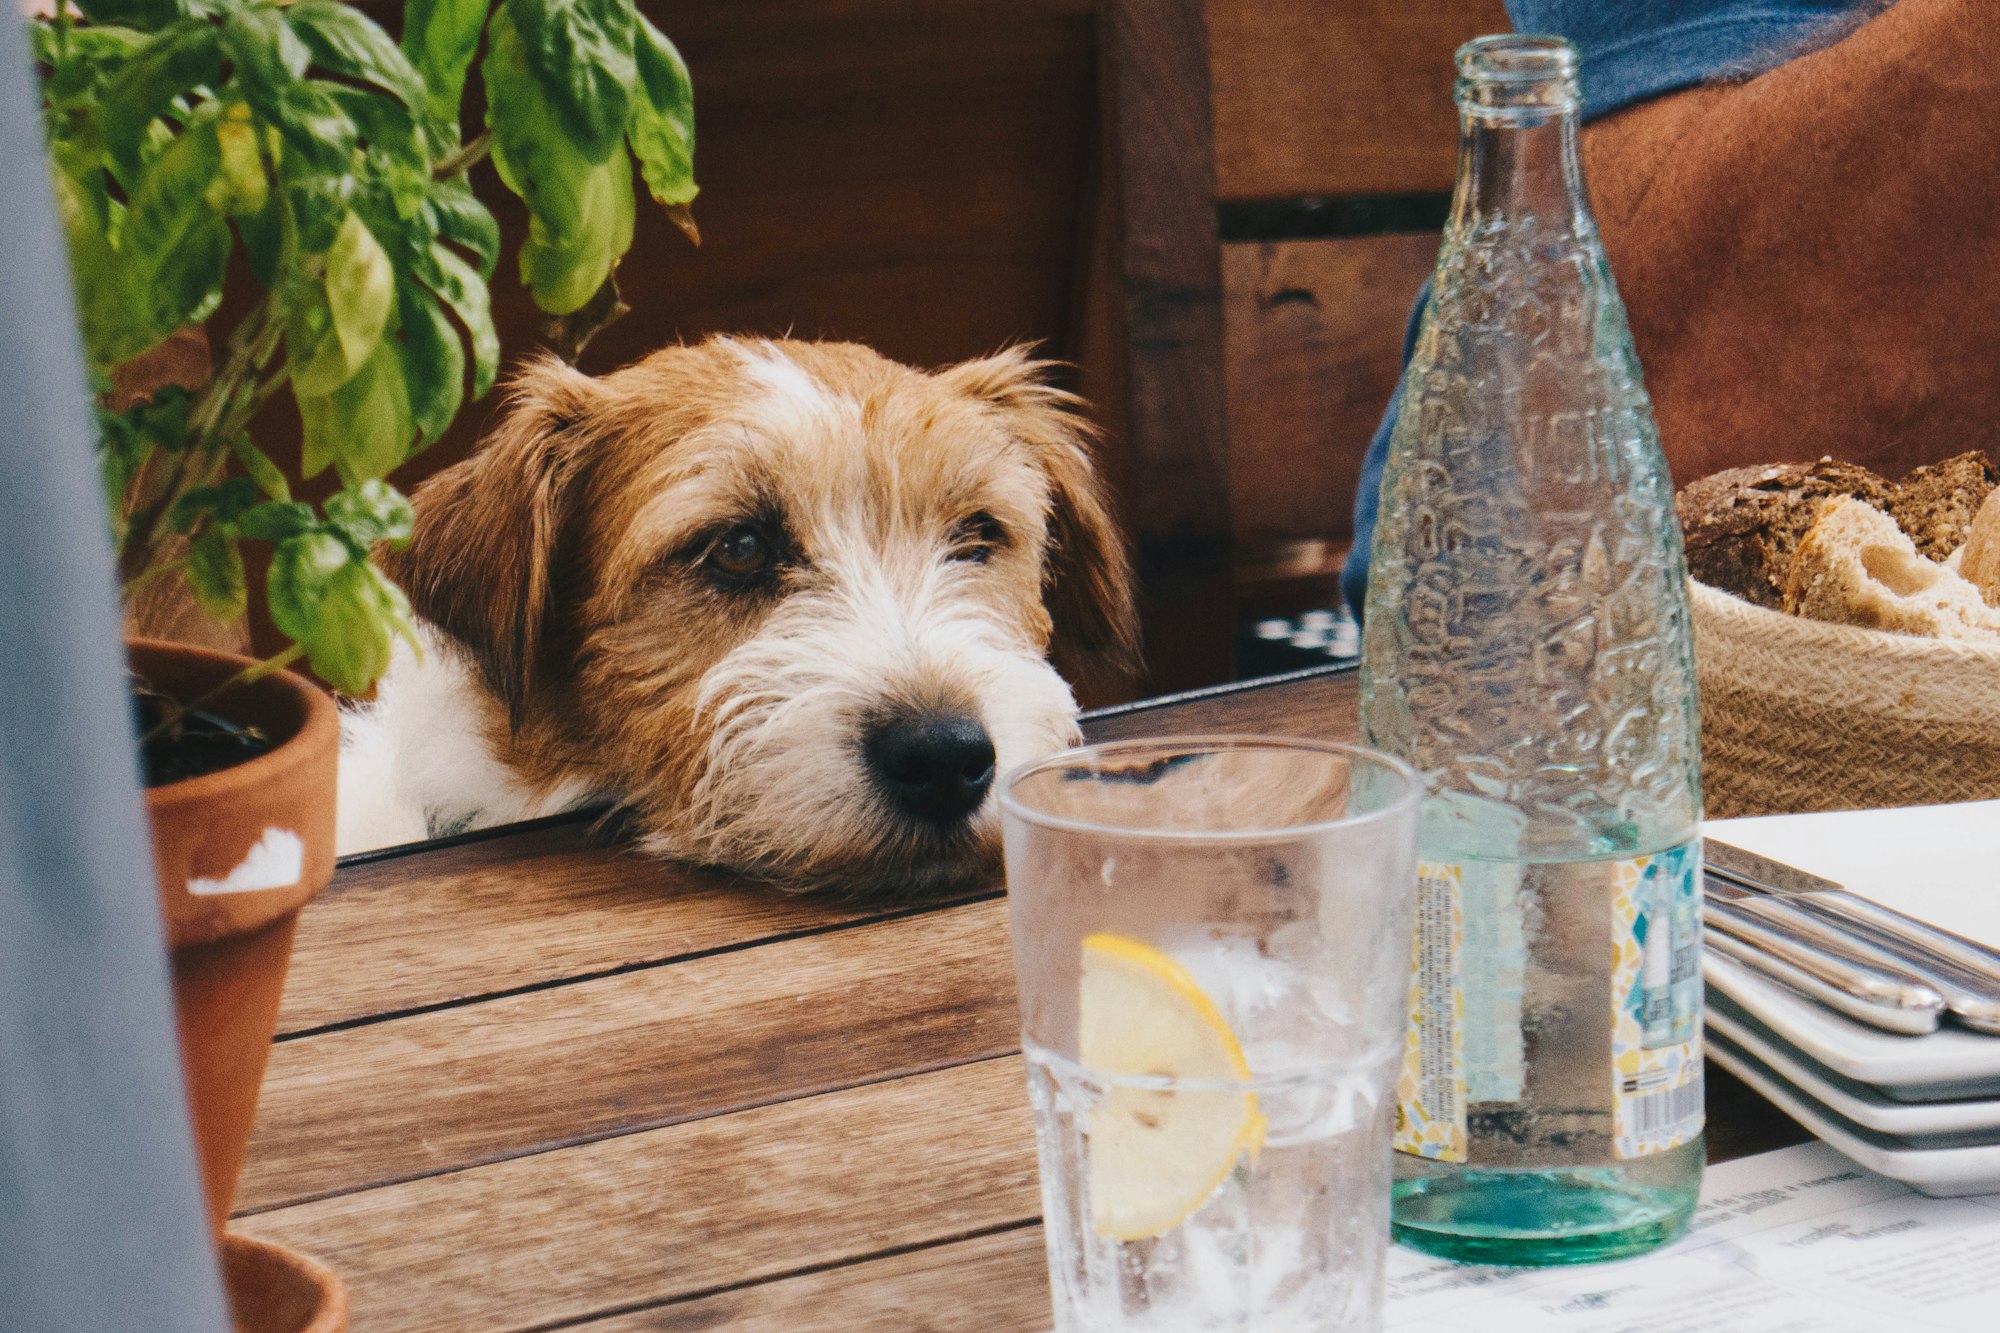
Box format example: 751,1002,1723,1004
336,337,1136,895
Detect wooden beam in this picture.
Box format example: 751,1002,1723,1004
1099,0,1235,690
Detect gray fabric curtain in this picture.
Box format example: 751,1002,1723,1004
0,14,229,1333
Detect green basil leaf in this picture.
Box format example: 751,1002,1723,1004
39,22,148,116
51,170,140,370
325,477,415,549
298,335,415,485
398,279,465,446
323,83,422,159
99,21,220,180
74,0,186,32
168,477,260,533
234,155,286,289
419,243,499,397
325,210,395,372
320,90,434,258
285,0,426,111
302,559,408,693
288,210,393,398
221,4,310,85
426,176,499,278
285,171,359,254
231,435,292,501
267,529,350,643
484,8,586,237
186,523,248,623
402,0,488,125
519,151,631,316
488,9,638,313
121,117,231,350
236,500,317,542
289,285,349,402
627,14,695,208
488,14,635,315
503,0,635,164
226,10,356,172
206,102,268,215
94,403,150,534
36,22,148,69
271,81,359,173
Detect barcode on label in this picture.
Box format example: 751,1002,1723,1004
1619,1073,1702,1155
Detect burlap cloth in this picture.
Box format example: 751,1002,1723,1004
1690,580,2000,817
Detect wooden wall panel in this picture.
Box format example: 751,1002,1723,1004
259,0,1101,502
1223,234,1440,581
1206,0,1508,200
409,0,1104,492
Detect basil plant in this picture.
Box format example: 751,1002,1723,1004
34,0,696,697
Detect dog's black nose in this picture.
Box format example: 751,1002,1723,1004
863,712,997,826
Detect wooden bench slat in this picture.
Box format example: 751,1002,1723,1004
237,1057,1040,1333
241,899,1019,1213
576,1225,1052,1331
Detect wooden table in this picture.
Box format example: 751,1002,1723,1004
234,666,1805,1331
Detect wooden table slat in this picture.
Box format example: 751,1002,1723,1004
576,1225,1052,1331
238,1057,1040,1333
241,899,1019,1214
282,825,987,1036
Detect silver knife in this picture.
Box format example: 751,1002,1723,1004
1705,837,2000,1035
1703,892,1945,1034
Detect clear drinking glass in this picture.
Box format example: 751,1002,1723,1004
1000,737,1421,1333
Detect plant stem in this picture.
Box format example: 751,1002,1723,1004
138,643,307,746
116,290,287,587
122,555,189,602
433,131,491,181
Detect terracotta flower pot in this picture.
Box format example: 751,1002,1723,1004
129,638,346,1330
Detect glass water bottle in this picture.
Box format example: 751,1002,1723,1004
1359,35,1704,1265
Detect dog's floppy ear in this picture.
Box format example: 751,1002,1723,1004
387,356,602,727
941,348,1140,691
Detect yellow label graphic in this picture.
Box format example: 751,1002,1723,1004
1394,862,1468,1162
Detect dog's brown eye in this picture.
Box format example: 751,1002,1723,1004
950,512,1008,564
710,525,772,577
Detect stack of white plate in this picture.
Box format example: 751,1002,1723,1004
1703,802,2000,1197
1707,938,2000,1197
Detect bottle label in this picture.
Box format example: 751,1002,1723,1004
1393,845,1703,1165
1394,862,1470,1163
1610,844,1705,1158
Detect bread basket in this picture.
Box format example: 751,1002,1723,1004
1690,579,2000,816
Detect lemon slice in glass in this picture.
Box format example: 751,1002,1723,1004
1078,932,1265,1240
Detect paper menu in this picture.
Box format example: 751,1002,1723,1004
1385,1143,2000,1332
1705,801,2000,948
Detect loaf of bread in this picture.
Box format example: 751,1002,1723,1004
1783,498,2000,643
1676,459,1890,609
1957,489,2000,607
1884,450,1998,561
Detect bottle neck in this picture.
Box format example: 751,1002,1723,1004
1448,105,1592,240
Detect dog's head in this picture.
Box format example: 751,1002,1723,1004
391,338,1136,894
